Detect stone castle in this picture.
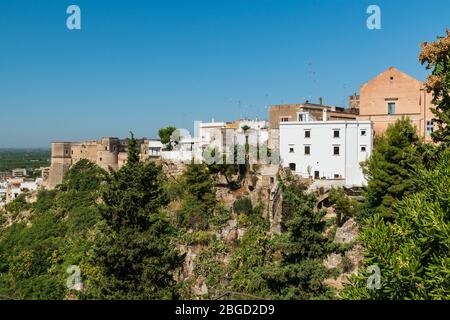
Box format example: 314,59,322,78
46,137,158,189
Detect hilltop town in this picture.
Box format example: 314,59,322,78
0,67,436,210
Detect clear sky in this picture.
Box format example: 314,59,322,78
0,0,448,148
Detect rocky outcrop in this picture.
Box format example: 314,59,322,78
334,218,359,244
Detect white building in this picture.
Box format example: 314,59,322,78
12,168,27,178
147,139,164,157
279,110,372,187
160,119,270,164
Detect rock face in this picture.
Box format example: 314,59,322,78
334,218,359,244
324,253,342,269
324,218,364,291
192,277,209,296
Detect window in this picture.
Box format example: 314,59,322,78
99,157,103,161
388,102,396,115
281,117,289,122
333,130,340,138
361,146,367,152
333,146,340,155
289,147,294,153
304,145,310,155
334,174,340,179
270,177,275,184
65,150,69,155
426,121,434,135
105,146,108,151
298,114,304,122
314,171,320,179
289,163,296,171
361,130,367,136
304,130,311,138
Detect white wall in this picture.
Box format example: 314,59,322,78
279,120,372,187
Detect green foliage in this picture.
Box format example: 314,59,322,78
419,30,450,146
362,117,424,220
5,194,30,215
229,225,272,295
176,163,217,231
328,188,361,226
59,159,106,193
209,204,231,230
88,133,182,299
265,180,336,299
0,148,50,172
194,240,230,294
158,127,177,150
233,197,253,215
32,190,57,214
342,150,450,300
182,163,216,207
177,194,210,231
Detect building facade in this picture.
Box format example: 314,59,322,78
268,101,358,150
358,67,435,140
279,110,373,187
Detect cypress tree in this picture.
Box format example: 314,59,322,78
89,133,182,299
362,117,423,219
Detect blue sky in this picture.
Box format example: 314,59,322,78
0,0,448,148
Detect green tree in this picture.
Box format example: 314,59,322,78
419,29,450,146
362,117,423,219
259,179,336,299
88,133,182,299
342,150,450,300
328,188,361,226
176,163,217,231
158,126,177,150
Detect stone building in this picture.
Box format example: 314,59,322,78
358,67,435,140
46,137,157,189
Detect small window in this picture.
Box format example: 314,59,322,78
281,117,289,122
105,146,108,151
304,130,311,138
99,157,102,161
270,177,275,184
388,102,396,115
289,147,294,153
304,146,310,155
289,163,296,171
361,130,367,136
65,150,69,155
333,146,340,155
333,130,340,138
361,146,367,152
334,174,340,179
314,171,320,179
426,121,434,135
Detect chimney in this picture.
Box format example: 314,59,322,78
319,97,323,105
322,108,327,122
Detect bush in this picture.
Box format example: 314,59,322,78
233,197,253,215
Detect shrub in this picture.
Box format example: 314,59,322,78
233,197,253,215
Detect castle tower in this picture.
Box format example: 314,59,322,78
47,142,73,189
96,138,120,171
